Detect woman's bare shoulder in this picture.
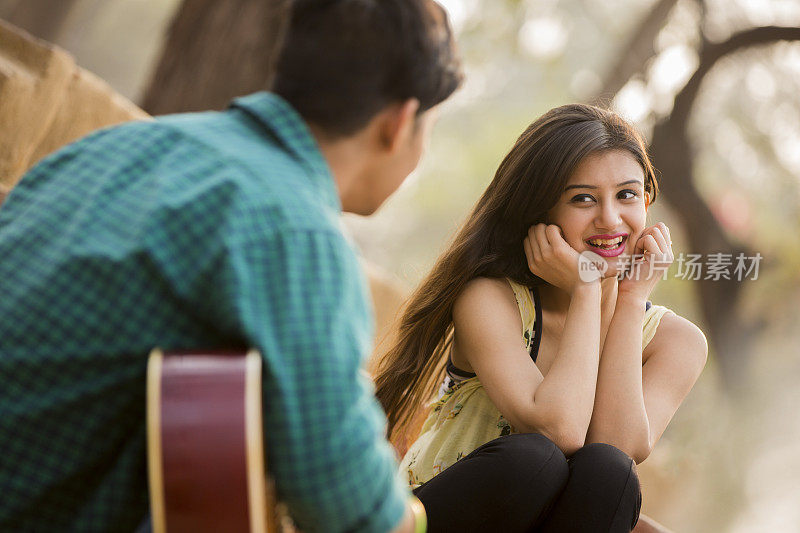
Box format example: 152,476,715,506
450,277,528,372
454,277,519,318
644,311,708,367
452,277,525,348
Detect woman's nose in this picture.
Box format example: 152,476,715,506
595,203,622,230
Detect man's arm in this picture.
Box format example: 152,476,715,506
210,226,410,533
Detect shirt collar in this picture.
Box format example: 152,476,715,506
229,92,341,212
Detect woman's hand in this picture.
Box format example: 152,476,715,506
618,222,674,301
523,224,596,295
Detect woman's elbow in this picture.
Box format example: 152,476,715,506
631,444,651,465
557,436,586,458
600,438,651,464
631,433,656,464
550,433,648,463
581,429,651,464
526,424,586,457
512,409,588,456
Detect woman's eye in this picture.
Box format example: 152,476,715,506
571,191,639,203
571,194,594,203
619,190,639,200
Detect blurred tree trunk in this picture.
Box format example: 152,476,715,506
591,0,681,104
649,26,800,388
0,0,78,42
140,0,289,115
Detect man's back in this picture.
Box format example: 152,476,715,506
1,0,463,529
0,93,397,531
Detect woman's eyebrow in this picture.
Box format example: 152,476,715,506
564,179,643,191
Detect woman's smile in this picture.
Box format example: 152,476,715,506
584,233,629,257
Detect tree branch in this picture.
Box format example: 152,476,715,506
649,25,800,388
672,26,800,126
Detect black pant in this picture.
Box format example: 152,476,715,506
413,433,641,533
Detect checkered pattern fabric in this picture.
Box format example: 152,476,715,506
0,93,407,532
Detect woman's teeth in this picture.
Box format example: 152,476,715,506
587,236,624,249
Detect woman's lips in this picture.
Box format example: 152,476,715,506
585,236,627,257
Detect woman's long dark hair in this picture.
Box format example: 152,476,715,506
373,104,659,445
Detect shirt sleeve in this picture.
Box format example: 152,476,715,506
210,224,409,533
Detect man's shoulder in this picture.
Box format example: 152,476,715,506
41,109,342,250
152,109,332,223
154,106,294,170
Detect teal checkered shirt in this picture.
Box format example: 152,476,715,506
0,93,408,532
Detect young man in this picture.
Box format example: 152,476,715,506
0,1,462,531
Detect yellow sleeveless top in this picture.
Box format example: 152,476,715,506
398,278,674,489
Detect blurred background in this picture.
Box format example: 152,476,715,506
2,0,798,531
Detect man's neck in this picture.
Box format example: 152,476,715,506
309,124,371,215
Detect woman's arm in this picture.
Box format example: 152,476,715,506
640,313,707,458
587,309,707,463
586,299,708,464
586,223,707,463
584,291,651,461
454,276,601,456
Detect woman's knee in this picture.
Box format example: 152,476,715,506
569,442,640,492
415,434,570,531
485,433,569,488
537,443,642,532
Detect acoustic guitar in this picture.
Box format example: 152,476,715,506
146,349,281,532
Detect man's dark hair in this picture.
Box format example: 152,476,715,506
272,0,463,137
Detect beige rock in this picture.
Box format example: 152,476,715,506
0,18,147,192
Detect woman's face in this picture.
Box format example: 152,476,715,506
546,149,648,277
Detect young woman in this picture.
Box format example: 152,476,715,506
374,104,708,532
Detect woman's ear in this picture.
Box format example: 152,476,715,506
644,191,651,210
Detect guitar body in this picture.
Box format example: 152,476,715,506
146,349,278,533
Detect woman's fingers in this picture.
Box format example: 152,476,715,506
635,223,672,256
633,233,648,256
652,224,675,263
633,234,658,261
641,234,659,254
527,226,542,261
658,223,673,255
534,223,550,250
655,222,669,244
523,236,532,264
650,227,669,254
656,222,669,238
526,223,570,280
545,225,564,252
524,236,539,270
